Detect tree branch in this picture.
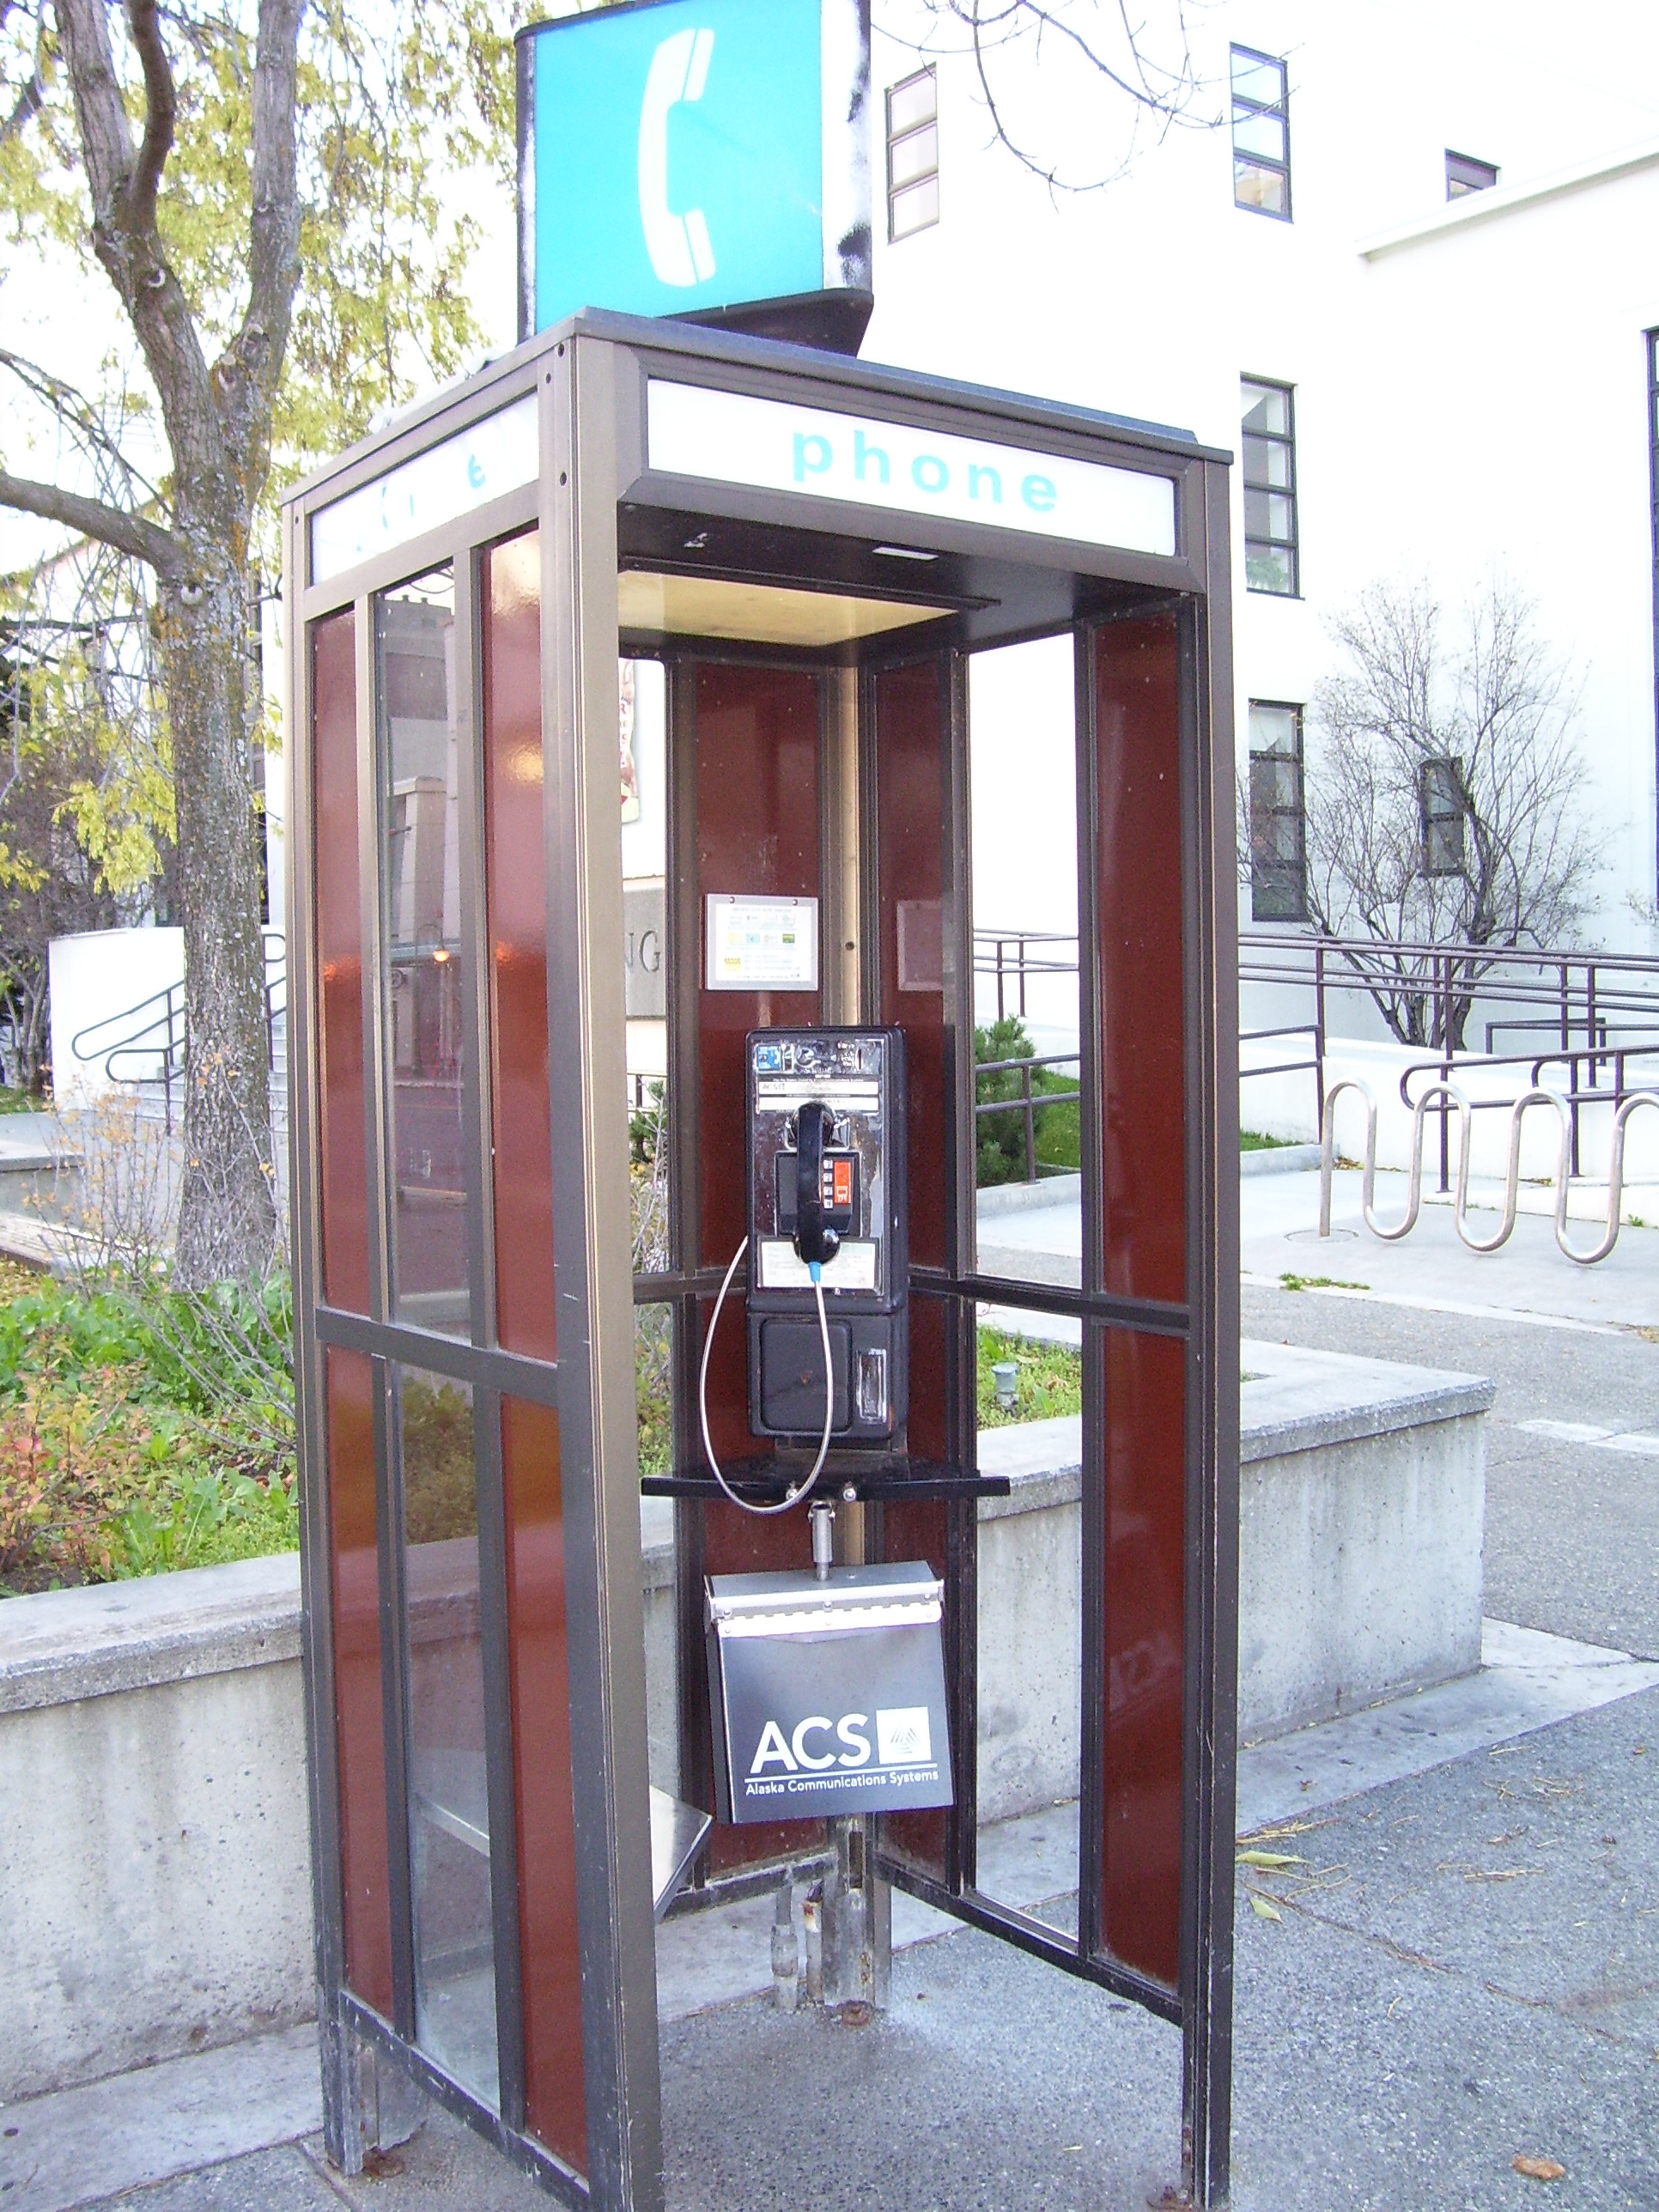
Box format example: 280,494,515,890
0,468,181,576
124,0,176,234
222,0,302,457
0,347,167,508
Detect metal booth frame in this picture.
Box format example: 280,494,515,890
283,310,1242,2211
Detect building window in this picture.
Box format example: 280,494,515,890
887,68,939,240
1248,703,1306,922
1242,377,1298,595
1231,46,1290,218
1420,757,1467,876
1445,149,1498,200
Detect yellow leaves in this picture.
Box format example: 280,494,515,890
1248,1893,1282,1922
1237,1849,1306,1870
1511,2154,1565,2182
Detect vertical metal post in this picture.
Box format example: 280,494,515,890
1313,939,1325,1134
542,336,664,2212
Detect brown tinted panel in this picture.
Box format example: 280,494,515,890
501,1395,586,2172
1092,618,1185,1304
326,1346,392,2013
1096,1326,1183,1989
483,532,556,1362
874,659,950,1273
692,661,824,1870
313,610,369,1312
694,662,822,1269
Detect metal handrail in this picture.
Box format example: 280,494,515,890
65,933,287,1134
975,1047,1080,1186
1318,1073,1659,1266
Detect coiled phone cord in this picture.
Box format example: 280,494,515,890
697,1235,836,1516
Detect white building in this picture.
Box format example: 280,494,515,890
860,1,1659,973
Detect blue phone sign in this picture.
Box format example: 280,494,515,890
525,0,834,333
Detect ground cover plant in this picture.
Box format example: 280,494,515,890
0,1258,296,1595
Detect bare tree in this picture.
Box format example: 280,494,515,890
1297,580,1602,1049
907,0,1222,193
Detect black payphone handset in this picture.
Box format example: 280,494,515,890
698,1029,908,1515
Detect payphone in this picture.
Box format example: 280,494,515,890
699,1026,908,1512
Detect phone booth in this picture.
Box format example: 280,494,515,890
283,312,1240,2210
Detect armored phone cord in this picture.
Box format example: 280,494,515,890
698,1237,836,1516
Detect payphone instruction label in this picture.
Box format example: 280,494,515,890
706,893,818,991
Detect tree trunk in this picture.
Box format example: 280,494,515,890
157,556,276,1285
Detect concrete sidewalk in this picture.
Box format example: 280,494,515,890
8,1610,1654,2212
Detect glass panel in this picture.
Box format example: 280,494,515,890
1230,48,1285,104
890,175,940,238
878,1291,951,1885
634,1302,679,1800
888,68,937,136
1248,702,1299,755
313,610,370,1313
1231,109,1285,162
969,635,1081,1293
1241,382,1290,439
500,1393,586,2169
1243,434,1291,490
378,568,471,1339
975,1303,1083,1938
623,657,671,1284
890,121,939,189
1093,1326,1183,1990
327,1347,392,2014
483,531,555,1362
1234,159,1288,215
1093,616,1184,1304
399,1365,498,2106
1247,542,1296,594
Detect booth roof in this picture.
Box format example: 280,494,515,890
283,304,1224,511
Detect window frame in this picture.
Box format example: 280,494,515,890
1445,149,1498,200
886,65,939,243
1247,702,1308,923
1241,375,1300,599
1231,44,1291,221
1419,756,1468,878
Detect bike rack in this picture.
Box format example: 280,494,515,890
1318,1077,1659,1266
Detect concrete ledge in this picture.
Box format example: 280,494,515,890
1238,1340,1493,1462
975,1173,1082,1218
0,1553,303,1714
1240,1141,1321,1177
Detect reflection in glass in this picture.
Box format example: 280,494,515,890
398,1365,498,2106
378,568,470,1337
969,635,1082,1291
974,1303,1083,1938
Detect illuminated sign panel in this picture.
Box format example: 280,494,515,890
647,380,1179,556
519,0,871,338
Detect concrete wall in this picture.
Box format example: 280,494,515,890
969,1340,1492,1814
0,1557,313,2103
0,1339,1490,2095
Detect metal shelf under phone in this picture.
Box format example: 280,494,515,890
640,1455,1010,1504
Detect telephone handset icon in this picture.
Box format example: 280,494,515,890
638,27,717,289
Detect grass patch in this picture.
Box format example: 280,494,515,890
1240,1130,1295,1152
0,1088,38,1116
975,1324,1082,1429
0,1267,295,1595
1278,1272,1369,1294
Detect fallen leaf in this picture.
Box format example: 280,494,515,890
1237,1849,1307,1869
1249,1893,1282,1922
1511,2154,1565,2182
